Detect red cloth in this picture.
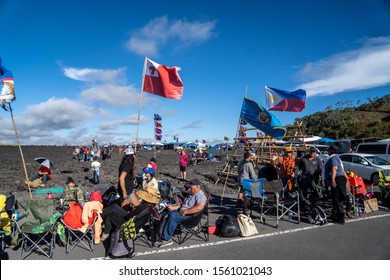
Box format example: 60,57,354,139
143,58,184,100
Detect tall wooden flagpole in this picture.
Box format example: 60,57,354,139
135,57,148,152
9,104,32,199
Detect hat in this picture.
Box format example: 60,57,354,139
144,167,155,175
285,147,293,153
124,147,134,155
328,144,339,153
136,186,159,204
184,178,201,189
309,147,317,153
66,177,74,184
250,152,256,159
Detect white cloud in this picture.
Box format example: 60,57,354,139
297,36,390,96
126,16,217,56
80,84,140,107
99,114,148,130
0,98,101,144
64,67,127,83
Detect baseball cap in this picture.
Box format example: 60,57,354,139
124,147,134,155
309,147,317,153
184,178,201,189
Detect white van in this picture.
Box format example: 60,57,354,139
356,142,390,161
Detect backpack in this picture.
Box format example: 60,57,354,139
63,185,85,206
106,216,136,259
216,215,240,237
237,214,258,237
307,205,327,225
102,186,121,208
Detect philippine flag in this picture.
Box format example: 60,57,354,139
143,58,184,100
265,86,306,112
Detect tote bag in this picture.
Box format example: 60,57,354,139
237,214,258,237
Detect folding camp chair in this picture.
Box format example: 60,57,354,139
347,172,375,212
241,178,266,216
260,179,300,228
378,169,390,200
14,199,59,260
175,192,210,244
61,202,98,254
128,203,155,248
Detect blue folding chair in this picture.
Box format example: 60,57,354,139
241,178,266,216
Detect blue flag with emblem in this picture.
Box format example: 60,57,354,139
240,97,286,140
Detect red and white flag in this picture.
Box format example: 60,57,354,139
142,58,184,100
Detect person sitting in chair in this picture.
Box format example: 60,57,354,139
156,179,207,247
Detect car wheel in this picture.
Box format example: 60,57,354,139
371,173,379,184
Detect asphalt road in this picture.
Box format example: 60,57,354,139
2,207,390,260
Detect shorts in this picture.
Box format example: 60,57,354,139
180,165,186,172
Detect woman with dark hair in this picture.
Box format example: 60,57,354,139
117,147,136,201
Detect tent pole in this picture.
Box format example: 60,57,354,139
9,104,32,199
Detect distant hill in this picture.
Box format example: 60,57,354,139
292,94,390,139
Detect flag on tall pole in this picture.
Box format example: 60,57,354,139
240,96,286,140
265,86,306,112
143,58,184,100
0,58,16,110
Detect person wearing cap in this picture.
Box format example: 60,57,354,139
237,151,257,207
157,179,207,247
323,144,347,224
274,146,298,191
91,156,101,184
299,147,323,185
117,147,136,201
90,139,101,160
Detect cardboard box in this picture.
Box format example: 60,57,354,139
364,198,378,213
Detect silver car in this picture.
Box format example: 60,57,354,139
339,153,390,183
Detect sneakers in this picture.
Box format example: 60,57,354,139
100,233,109,242
159,239,173,247
346,212,353,219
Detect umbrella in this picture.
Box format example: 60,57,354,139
34,157,55,169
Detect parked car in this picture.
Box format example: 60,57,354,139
339,153,390,183
356,142,390,161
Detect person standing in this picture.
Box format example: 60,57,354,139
323,144,347,224
178,149,190,180
274,147,298,191
299,146,323,185
237,151,257,207
91,156,101,184
117,147,136,201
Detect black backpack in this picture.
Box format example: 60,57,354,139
307,205,327,225
102,186,121,208
216,215,241,237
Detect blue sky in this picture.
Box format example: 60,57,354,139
1,0,390,145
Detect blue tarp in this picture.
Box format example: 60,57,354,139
317,137,336,143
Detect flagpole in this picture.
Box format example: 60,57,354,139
135,57,148,152
220,85,248,206
9,104,32,199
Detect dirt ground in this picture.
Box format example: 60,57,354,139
0,145,244,203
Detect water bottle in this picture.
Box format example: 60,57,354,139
358,207,362,217
288,211,292,220
354,205,359,216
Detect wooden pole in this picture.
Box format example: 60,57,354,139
9,104,32,199
135,57,148,152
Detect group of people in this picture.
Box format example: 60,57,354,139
93,146,207,248
237,144,351,225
